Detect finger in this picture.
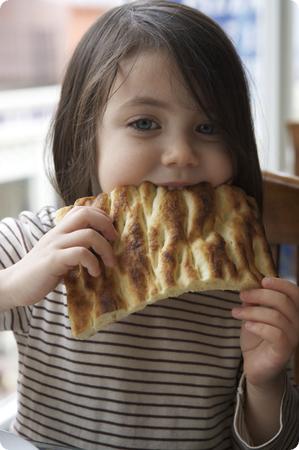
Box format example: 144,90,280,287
232,306,297,347
59,206,118,241
57,229,116,268
58,247,102,277
65,205,113,223
66,204,111,219
262,277,299,309
244,321,291,358
239,287,299,328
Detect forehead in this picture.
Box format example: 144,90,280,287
106,50,201,112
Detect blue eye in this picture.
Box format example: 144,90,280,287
130,119,159,131
197,123,215,135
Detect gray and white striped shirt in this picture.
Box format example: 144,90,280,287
0,207,298,450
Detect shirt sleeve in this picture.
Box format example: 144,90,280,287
232,372,299,449
0,206,56,334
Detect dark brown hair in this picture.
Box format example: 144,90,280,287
46,0,262,208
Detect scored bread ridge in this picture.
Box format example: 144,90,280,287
55,182,276,339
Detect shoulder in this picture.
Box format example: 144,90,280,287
0,205,57,267
19,205,57,235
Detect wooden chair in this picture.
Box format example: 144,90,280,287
287,122,299,176
262,170,299,382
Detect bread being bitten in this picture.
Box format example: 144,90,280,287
55,182,276,339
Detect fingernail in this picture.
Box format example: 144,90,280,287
262,277,272,286
232,308,242,317
111,229,119,241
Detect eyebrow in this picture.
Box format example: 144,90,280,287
119,96,206,116
119,96,170,110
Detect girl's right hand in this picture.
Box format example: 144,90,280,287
1,206,118,308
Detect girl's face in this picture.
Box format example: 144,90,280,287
96,50,233,193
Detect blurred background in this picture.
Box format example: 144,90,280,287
0,0,298,427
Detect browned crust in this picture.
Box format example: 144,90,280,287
55,182,277,339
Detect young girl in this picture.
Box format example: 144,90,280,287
0,1,299,449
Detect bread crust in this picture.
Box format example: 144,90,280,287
55,182,276,339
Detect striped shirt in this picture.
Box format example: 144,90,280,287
0,207,299,450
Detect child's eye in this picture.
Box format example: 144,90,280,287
129,118,160,131
196,123,216,135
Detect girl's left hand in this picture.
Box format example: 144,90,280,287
232,277,299,387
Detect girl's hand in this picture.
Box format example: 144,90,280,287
232,277,299,387
4,206,118,308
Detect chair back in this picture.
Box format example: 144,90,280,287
262,170,299,381
287,123,299,175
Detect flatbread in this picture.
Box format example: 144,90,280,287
55,182,276,339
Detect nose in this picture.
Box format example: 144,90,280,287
161,139,199,168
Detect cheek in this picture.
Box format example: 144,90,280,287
208,151,233,185
98,150,154,192
98,154,126,192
